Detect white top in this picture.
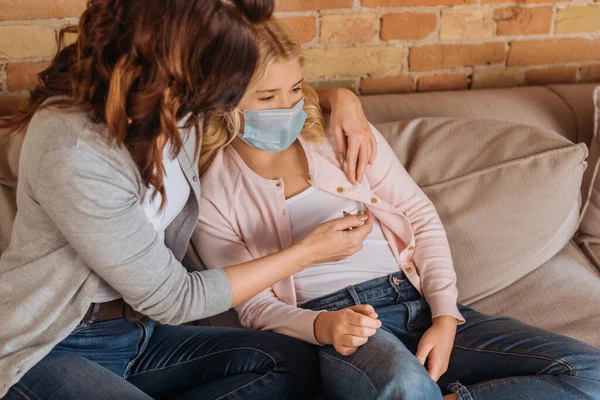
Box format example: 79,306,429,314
92,143,191,303
287,186,399,304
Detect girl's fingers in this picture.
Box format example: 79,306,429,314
347,325,377,338
349,304,378,318
415,339,434,366
348,311,381,329
340,334,369,348
426,352,447,382
336,345,359,356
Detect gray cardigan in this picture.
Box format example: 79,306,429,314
0,106,232,396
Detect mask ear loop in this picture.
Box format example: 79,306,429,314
234,108,245,138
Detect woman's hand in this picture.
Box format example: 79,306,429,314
221,211,372,308
297,209,374,266
316,88,377,184
314,304,381,356
415,316,458,382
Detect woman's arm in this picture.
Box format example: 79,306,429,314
192,197,376,344
36,146,371,327
365,124,464,324
315,88,376,184
192,197,373,308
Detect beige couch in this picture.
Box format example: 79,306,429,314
359,84,600,347
1,85,599,348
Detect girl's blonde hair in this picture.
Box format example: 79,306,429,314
200,18,325,175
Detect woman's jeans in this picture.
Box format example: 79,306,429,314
301,271,600,400
5,315,318,399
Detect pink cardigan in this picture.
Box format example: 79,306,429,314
192,124,465,345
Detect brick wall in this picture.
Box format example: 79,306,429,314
1,0,600,96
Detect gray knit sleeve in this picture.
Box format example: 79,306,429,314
35,146,232,324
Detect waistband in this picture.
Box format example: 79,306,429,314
300,271,417,311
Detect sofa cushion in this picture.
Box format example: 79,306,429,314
360,86,578,142
579,86,600,240
577,86,600,272
471,240,600,347
545,84,597,146
0,96,25,186
0,184,17,254
579,242,600,275
0,130,24,254
0,96,26,255
376,118,587,305
0,130,24,188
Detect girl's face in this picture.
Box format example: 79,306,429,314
238,58,304,113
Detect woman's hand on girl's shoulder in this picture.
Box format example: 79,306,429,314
328,88,377,184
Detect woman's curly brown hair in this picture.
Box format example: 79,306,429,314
1,0,274,207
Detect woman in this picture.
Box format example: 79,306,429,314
0,1,377,399
194,18,600,400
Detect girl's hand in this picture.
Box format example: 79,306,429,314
314,304,381,356
415,316,458,382
327,88,377,184
297,209,374,266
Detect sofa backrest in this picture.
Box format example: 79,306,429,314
360,84,597,147
0,96,25,254
0,84,596,256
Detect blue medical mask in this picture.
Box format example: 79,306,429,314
238,98,307,152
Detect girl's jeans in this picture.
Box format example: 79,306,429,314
301,271,600,400
5,315,318,400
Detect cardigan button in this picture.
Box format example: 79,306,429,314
337,187,344,193
192,175,198,182
308,174,313,181
405,267,414,274
371,198,378,204
408,245,415,251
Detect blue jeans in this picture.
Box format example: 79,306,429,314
4,315,319,399
301,271,600,400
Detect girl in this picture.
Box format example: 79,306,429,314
0,1,377,399
194,18,600,400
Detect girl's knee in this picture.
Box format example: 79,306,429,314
380,366,441,400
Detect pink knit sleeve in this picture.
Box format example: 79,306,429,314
365,124,464,324
191,196,325,344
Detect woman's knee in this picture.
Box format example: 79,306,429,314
249,331,320,394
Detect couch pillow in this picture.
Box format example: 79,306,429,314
471,240,600,347
579,87,600,238
0,127,25,255
577,86,600,273
376,118,587,305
